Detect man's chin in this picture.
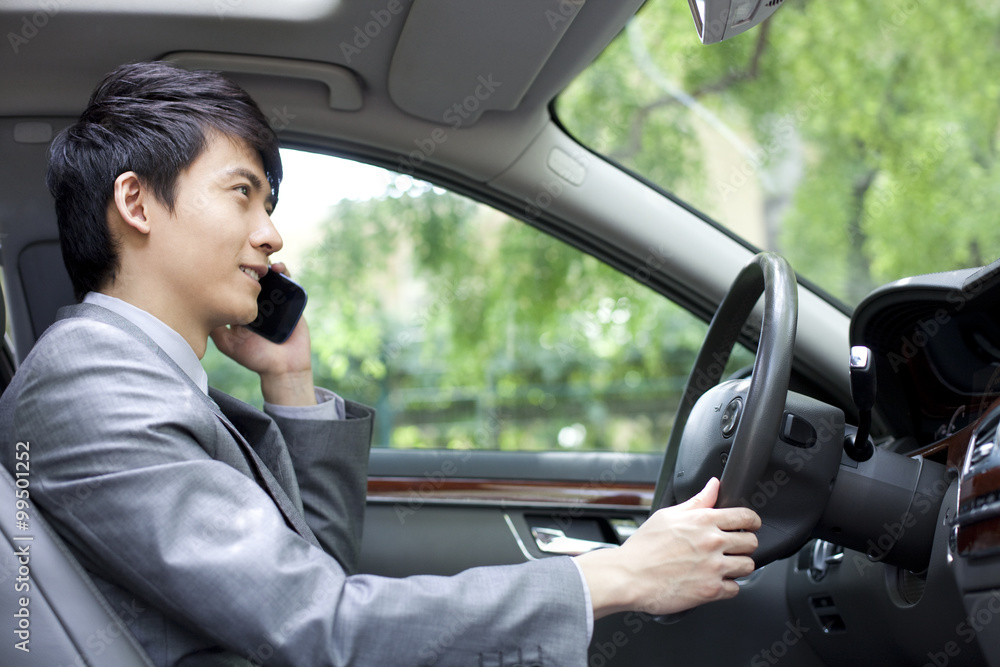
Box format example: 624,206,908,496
220,308,260,329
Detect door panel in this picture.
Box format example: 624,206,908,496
360,449,658,577
359,449,825,666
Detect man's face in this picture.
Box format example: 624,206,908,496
145,132,281,336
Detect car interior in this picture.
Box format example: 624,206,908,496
1,0,999,665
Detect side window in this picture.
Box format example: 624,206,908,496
203,149,753,452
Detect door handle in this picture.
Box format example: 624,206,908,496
530,527,617,556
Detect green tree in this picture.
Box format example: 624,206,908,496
284,181,722,451
559,0,1000,305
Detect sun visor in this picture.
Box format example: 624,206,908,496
388,0,585,127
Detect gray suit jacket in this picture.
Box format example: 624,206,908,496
0,304,589,666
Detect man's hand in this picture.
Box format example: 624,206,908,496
574,477,760,619
210,262,317,406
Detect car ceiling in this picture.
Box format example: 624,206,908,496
0,0,641,178
0,0,856,411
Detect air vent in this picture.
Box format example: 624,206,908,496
966,410,1000,474
765,0,783,6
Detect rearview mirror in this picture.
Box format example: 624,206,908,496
689,0,784,44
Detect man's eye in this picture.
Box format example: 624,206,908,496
236,185,249,196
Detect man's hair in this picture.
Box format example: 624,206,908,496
47,61,283,300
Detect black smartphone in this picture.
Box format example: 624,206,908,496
246,270,308,344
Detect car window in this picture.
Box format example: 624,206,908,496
203,149,753,452
558,3,1000,308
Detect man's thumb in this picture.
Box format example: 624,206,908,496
677,476,720,510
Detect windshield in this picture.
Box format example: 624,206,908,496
558,1,1000,308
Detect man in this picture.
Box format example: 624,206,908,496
0,62,760,666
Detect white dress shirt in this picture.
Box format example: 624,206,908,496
82,292,345,418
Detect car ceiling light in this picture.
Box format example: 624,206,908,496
687,0,784,44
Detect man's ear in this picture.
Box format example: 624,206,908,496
112,171,151,235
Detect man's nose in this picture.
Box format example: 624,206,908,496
251,212,283,255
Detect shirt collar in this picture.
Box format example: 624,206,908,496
82,292,209,395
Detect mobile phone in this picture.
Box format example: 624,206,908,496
246,269,308,344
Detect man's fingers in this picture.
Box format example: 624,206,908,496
676,476,720,510
724,555,757,580
714,506,762,532
594,481,764,617
721,529,759,556
209,324,253,355
210,325,235,352
717,578,742,599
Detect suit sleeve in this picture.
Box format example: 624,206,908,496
4,319,591,667
267,399,374,574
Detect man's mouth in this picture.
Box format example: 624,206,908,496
240,265,264,281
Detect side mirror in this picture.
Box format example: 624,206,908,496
688,0,784,44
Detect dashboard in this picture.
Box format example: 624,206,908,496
852,259,1000,446
783,260,1000,665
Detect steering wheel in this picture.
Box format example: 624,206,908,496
652,252,797,512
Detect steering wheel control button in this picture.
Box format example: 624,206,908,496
720,397,743,437
780,412,817,448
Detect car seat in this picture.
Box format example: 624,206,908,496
0,281,155,666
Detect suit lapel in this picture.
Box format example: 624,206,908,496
209,406,321,549
57,304,321,549
208,389,319,548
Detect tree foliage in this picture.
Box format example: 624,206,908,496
288,179,722,451
559,0,1000,305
